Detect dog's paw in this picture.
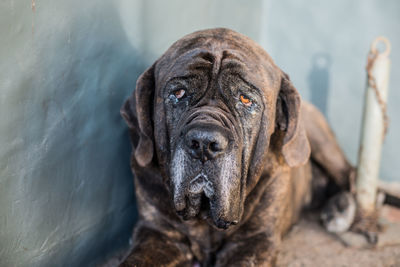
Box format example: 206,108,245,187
321,191,356,233
351,209,381,245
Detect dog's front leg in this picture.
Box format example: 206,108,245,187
215,170,299,267
120,222,193,267
215,232,279,267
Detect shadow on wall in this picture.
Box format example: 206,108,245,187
308,53,332,118
0,1,143,266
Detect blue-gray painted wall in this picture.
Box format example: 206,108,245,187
0,1,142,266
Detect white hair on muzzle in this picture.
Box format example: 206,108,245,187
218,153,239,209
171,147,187,210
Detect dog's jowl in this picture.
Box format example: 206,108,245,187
120,28,353,267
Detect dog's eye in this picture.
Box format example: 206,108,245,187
173,89,186,99
240,94,252,106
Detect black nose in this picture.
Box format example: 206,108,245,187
185,128,228,162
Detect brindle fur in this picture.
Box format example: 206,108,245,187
120,28,353,267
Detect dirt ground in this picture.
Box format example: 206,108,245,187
277,212,400,267
101,206,400,267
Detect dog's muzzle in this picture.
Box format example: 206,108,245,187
171,109,241,229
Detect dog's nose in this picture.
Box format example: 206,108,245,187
185,128,228,161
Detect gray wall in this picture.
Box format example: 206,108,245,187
0,1,143,266
0,0,398,266
262,0,400,182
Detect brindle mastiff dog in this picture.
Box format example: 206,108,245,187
120,28,353,266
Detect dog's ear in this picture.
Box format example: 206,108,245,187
121,64,156,167
275,73,310,167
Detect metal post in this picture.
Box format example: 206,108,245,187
356,37,391,214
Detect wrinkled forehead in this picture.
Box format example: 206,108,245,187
154,31,281,93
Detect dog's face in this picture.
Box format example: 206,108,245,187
121,29,310,230
163,60,265,229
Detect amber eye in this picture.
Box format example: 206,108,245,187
240,94,252,106
174,89,186,99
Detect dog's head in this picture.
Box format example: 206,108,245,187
121,28,310,229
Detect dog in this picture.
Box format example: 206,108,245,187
120,28,353,266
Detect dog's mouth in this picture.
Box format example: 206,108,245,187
182,191,210,221
171,145,242,230
175,173,213,221
199,193,211,218
188,174,235,228
177,185,239,230
188,173,214,197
